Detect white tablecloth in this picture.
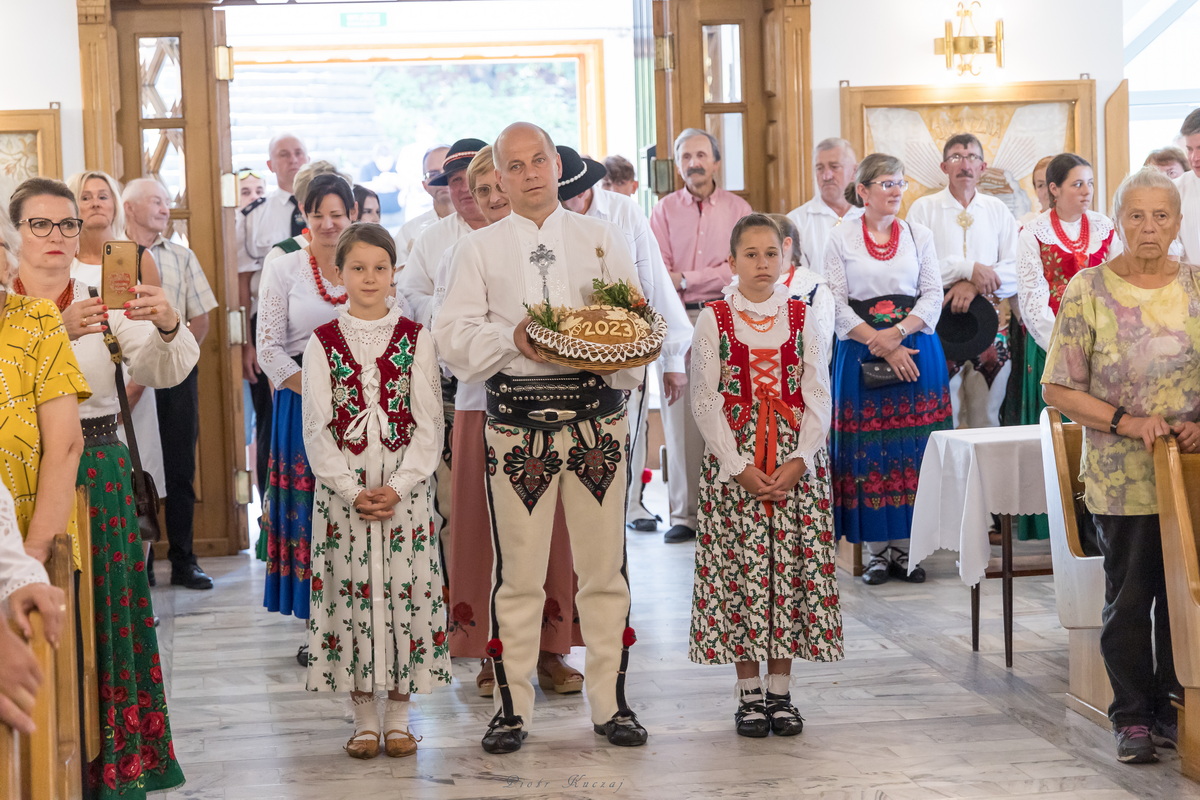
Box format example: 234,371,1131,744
909,425,1049,587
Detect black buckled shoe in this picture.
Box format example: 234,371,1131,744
482,711,527,754
170,563,213,590
887,549,926,583
734,696,770,738
296,644,309,667
765,692,805,736
663,525,696,544
862,553,890,585
593,712,648,746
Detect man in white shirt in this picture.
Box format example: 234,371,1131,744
434,122,649,755
242,133,309,263
397,145,451,265
1176,109,1200,264
557,145,692,533
787,138,859,273
907,133,1019,430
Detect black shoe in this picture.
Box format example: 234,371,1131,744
765,692,805,736
734,696,770,738
296,644,309,667
663,525,696,544
1114,725,1158,764
1151,720,1178,750
627,518,659,532
862,553,890,585
889,559,926,583
170,564,213,590
482,711,527,754
147,568,156,587
593,712,648,746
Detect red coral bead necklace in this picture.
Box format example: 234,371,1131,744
14,276,74,312
862,217,900,261
309,251,346,306
1050,209,1090,267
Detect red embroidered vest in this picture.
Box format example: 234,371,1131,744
1039,228,1115,315
314,316,421,455
709,298,806,434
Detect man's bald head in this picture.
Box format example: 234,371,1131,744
493,122,562,225
494,123,556,167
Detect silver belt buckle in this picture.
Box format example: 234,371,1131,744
528,408,577,423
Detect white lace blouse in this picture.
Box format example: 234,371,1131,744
1016,209,1121,351
781,265,835,364
301,306,445,504
256,248,347,388
690,284,832,482
0,480,49,605
823,218,944,340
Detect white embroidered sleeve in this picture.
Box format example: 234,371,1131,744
300,335,361,506
256,257,301,387
646,232,693,373
387,329,445,499
1016,227,1057,351
784,307,833,474
0,482,49,606
908,225,944,332
809,283,836,365
690,309,751,483
397,234,437,328
823,233,863,340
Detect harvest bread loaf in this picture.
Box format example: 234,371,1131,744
559,305,651,345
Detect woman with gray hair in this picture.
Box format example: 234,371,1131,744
1042,166,1200,765
823,153,951,585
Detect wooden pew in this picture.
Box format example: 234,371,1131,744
1040,408,1112,726
1154,436,1200,780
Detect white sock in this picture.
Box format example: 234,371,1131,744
867,540,890,557
765,673,791,696
351,693,378,736
735,677,765,720
383,698,410,733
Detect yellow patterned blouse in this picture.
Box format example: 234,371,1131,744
0,292,91,560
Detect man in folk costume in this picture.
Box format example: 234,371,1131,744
435,122,649,754
907,133,1019,434
556,145,693,534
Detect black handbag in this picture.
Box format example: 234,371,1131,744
92,286,163,542
861,359,902,390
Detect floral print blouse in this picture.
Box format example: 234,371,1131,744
1042,261,1200,516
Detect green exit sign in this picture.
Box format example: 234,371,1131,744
340,12,387,29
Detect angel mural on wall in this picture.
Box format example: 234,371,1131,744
865,101,1071,220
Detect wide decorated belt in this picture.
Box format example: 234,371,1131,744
485,371,625,431
848,294,918,331
82,415,120,447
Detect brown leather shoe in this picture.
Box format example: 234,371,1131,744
476,658,496,697
384,728,421,758
537,655,584,694
344,730,380,759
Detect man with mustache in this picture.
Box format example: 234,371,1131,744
648,128,751,544
787,138,860,273
907,133,1019,435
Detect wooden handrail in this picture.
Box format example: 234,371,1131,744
1154,437,1200,610
74,486,99,763
1046,408,1089,559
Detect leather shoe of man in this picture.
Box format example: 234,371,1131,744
627,518,658,532
593,712,648,746
663,525,696,544
482,712,527,754
171,564,213,590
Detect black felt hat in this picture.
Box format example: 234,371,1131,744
936,293,1000,362
427,138,488,186
556,146,607,201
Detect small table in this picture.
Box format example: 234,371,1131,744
910,426,1052,667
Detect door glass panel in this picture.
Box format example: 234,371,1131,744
142,128,187,209
139,36,183,119
702,24,742,104
705,112,744,192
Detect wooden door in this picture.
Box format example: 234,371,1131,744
113,2,248,558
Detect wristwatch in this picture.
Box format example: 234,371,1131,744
896,321,909,337
1110,405,1128,435
679,275,688,291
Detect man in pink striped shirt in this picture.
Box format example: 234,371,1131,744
649,128,752,543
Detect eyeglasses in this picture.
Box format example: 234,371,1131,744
946,153,984,164
236,168,262,179
21,218,84,238
863,180,908,191
423,170,441,182
471,185,496,199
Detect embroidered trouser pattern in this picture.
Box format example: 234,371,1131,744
484,408,632,726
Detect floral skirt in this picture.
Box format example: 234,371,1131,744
78,443,184,798
690,429,843,665
1017,341,1051,541
830,333,953,543
263,388,314,619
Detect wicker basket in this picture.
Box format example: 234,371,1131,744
528,306,667,370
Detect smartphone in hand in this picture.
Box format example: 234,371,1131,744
101,241,139,310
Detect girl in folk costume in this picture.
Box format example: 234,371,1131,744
689,214,843,738
823,154,952,586
1015,153,1118,541
301,223,450,759
258,174,356,655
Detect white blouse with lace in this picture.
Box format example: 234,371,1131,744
0,480,49,605
690,284,832,483
256,248,348,388
781,265,835,364
822,218,944,340
301,306,444,505
1016,209,1121,352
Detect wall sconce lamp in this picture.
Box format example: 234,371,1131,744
934,2,1004,77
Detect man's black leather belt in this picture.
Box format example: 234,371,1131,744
82,415,120,447
684,301,709,310
485,371,625,431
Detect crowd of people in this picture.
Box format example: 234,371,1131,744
2,104,1200,795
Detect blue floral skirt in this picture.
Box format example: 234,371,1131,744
830,333,953,543
262,388,314,619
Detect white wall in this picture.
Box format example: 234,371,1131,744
810,0,1124,198
0,0,85,177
